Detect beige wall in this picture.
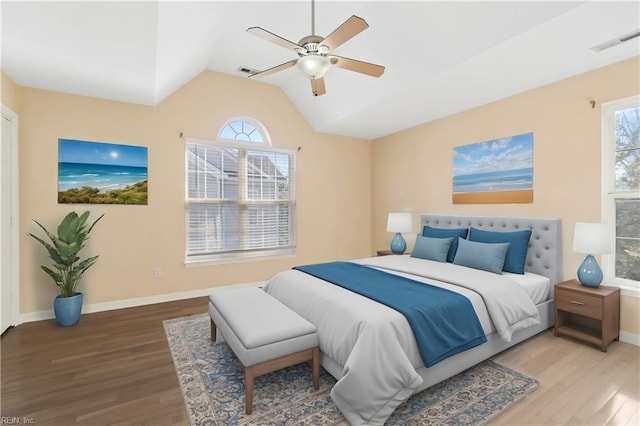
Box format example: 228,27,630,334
371,57,640,337
6,71,372,314
1,71,20,112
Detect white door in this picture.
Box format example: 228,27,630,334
1,111,14,334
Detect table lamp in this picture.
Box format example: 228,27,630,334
386,212,412,254
572,222,611,287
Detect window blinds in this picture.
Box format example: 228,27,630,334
186,142,295,261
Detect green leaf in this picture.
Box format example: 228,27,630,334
40,266,62,285
53,238,81,258
58,212,79,243
32,220,58,245
29,233,65,264
77,211,90,231
86,213,104,235
75,255,99,275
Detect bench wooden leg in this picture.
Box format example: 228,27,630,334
210,318,216,342
239,347,319,415
244,367,254,414
312,347,319,390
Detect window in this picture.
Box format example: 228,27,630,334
185,118,296,264
602,96,640,288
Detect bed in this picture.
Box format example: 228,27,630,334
263,214,562,425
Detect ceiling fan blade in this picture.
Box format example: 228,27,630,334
247,27,304,52
331,55,385,77
311,77,326,96
320,15,369,51
249,59,298,79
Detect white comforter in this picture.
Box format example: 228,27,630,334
262,256,540,425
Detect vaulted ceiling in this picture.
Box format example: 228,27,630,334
2,1,639,139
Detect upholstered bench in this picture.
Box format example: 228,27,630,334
208,287,320,414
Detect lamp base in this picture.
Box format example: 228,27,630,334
577,254,603,287
390,233,406,254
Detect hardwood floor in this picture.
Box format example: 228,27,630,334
1,297,638,425
1,297,208,426
492,331,640,426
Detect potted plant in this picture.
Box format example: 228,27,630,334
29,211,104,326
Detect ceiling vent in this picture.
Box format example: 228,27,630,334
238,66,260,76
591,29,640,52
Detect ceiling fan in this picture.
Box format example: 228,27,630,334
246,0,385,96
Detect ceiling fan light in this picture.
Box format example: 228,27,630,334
297,54,330,79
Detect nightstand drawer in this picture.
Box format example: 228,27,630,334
556,288,603,319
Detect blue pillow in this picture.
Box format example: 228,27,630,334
468,227,532,274
411,235,453,262
453,238,510,274
422,226,468,263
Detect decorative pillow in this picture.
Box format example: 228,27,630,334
421,226,469,263
411,235,453,263
453,238,510,274
468,227,532,274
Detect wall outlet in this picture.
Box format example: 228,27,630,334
153,267,162,278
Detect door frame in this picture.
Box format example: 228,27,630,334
2,104,20,329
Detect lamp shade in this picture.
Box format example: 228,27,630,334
386,212,412,233
296,54,330,79
573,223,611,255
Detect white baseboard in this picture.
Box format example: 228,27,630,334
620,331,640,347
18,281,265,325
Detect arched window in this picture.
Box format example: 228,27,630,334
218,118,271,146
185,117,295,265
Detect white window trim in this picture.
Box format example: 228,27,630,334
218,116,272,147
601,95,640,296
184,134,296,267
185,248,296,267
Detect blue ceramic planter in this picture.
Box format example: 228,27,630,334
53,292,84,326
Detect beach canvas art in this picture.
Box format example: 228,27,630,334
58,139,148,205
453,133,533,204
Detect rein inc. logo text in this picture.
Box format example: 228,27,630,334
0,418,35,425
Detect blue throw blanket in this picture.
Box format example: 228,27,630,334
294,261,487,367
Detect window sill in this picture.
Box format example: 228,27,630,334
603,281,640,297
618,285,640,298
185,248,296,267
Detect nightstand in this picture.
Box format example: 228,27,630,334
376,250,405,256
554,280,620,352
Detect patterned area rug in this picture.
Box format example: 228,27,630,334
164,313,539,425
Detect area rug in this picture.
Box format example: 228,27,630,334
164,313,538,425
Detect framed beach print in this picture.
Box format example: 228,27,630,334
453,132,533,204
58,138,148,205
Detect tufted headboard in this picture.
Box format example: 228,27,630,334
420,214,562,293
